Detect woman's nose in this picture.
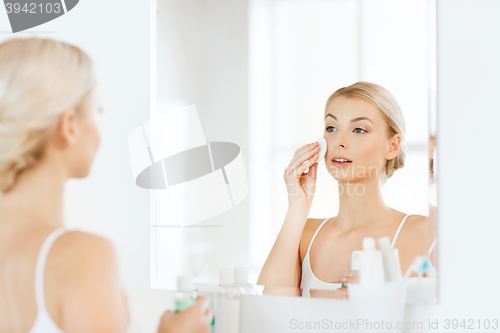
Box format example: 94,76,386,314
334,132,348,149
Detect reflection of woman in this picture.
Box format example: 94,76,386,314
0,38,211,333
258,82,437,298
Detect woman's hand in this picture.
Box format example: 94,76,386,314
157,295,212,333
339,271,359,300
283,142,320,209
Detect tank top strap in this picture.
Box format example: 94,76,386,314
306,217,334,255
391,214,411,248
35,228,68,312
428,237,437,257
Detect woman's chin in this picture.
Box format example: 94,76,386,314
72,167,92,179
330,175,354,183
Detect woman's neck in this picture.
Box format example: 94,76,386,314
336,177,392,232
0,159,67,230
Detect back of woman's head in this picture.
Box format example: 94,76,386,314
325,81,406,184
0,37,95,193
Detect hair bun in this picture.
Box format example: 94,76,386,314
0,37,95,193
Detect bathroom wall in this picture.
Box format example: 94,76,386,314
153,0,251,290
411,0,500,326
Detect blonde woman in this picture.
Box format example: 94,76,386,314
257,82,437,298
0,38,211,333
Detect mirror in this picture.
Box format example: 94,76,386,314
151,0,437,302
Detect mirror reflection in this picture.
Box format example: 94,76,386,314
257,81,437,299
154,0,437,302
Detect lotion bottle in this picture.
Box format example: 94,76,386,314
214,268,239,333
234,267,257,295
378,236,403,282
174,275,197,313
358,237,385,286
342,250,360,288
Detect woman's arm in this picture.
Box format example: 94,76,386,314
257,141,320,295
52,232,129,333
257,209,309,294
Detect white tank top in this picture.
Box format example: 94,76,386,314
29,228,67,333
300,214,437,297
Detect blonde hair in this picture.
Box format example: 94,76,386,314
325,81,406,184
0,37,95,193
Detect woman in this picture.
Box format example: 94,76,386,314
0,38,212,333
257,82,437,298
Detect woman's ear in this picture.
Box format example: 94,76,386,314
52,109,78,148
385,133,402,160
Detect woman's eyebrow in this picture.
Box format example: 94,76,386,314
324,113,373,124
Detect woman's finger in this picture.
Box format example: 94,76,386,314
336,287,348,297
292,143,316,161
289,144,319,167
286,144,319,175
341,274,359,284
308,160,318,180
294,143,315,156
293,153,318,178
204,309,213,325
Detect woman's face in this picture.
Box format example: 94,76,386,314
323,96,397,183
70,89,102,178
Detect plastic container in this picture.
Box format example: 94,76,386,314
342,250,360,288
378,236,403,282
234,267,258,295
214,268,240,333
348,281,407,333
174,275,197,313
358,237,385,285
348,237,407,333
405,277,437,304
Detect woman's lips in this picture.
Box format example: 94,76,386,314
332,160,352,168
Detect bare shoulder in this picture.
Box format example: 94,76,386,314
396,213,436,256
53,231,117,260
45,231,129,331
49,231,118,284
299,217,332,263
404,214,436,238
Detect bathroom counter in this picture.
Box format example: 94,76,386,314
239,294,437,333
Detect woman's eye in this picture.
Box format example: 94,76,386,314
325,126,336,133
325,126,366,134
354,128,367,133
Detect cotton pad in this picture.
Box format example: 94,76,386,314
316,137,327,163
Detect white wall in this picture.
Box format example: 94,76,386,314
153,0,250,289
405,0,500,329
1,1,171,332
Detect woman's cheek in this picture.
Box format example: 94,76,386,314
356,138,382,167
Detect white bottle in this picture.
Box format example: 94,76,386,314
378,236,403,282
342,251,360,288
358,237,385,286
174,275,197,313
234,267,257,295
214,268,240,333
